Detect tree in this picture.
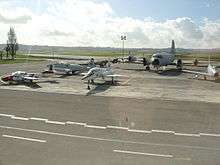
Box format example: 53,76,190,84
0,50,3,60
6,27,19,59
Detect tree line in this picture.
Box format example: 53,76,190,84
0,27,19,60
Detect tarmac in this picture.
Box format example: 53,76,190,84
0,59,220,165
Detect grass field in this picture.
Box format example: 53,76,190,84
0,51,220,64
177,52,220,61
0,54,45,64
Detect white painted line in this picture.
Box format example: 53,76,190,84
0,113,14,117
151,130,175,134
175,157,191,161
174,133,200,137
11,116,29,121
2,134,46,143
30,117,48,122
66,121,86,126
113,149,173,158
1,125,220,151
45,120,65,125
85,125,106,129
200,133,220,137
128,129,151,134
107,125,128,130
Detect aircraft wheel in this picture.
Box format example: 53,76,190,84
145,65,150,71
177,59,183,70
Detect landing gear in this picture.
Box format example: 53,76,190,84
87,79,94,90
177,59,183,70
87,80,91,90
145,65,150,71
111,77,115,85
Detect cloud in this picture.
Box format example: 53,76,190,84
0,0,219,48
0,13,32,24
43,30,74,37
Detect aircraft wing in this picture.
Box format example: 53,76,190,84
24,76,39,80
0,79,8,85
182,70,210,76
106,74,128,78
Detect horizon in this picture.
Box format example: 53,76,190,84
0,0,220,49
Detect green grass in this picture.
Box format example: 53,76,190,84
176,53,220,61
0,59,41,64
1,51,219,64
0,54,45,64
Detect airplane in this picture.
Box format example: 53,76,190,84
42,58,109,75
182,56,219,80
0,71,39,85
43,62,85,75
42,58,96,75
145,40,183,71
81,64,127,90
112,52,143,64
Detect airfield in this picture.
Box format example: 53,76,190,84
0,58,220,165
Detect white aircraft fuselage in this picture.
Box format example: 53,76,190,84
150,52,175,66
82,67,113,81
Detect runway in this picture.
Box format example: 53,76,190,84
0,89,220,165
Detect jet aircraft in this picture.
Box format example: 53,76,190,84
1,71,39,85
81,64,127,90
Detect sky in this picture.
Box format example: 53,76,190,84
0,0,220,48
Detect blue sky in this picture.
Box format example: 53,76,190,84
101,0,220,22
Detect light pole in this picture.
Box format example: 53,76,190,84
121,35,126,57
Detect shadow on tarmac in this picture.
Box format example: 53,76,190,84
86,82,111,96
158,69,183,76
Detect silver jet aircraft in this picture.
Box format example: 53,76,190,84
43,59,96,75
81,64,127,90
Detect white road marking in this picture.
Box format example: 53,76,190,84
0,125,220,151
2,134,46,143
66,121,86,126
84,125,106,129
113,149,173,158
107,125,128,130
30,117,48,121
11,116,29,121
128,129,151,134
175,157,191,161
0,113,14,117
45,120,65,125
174,133,200,137
152,130,175,134
200,133,220,137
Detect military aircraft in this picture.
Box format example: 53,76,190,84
112,40,183,72
43,62,85,75
42,58,106,75
0,71,39,85
81,64,127,90
146,40,183,71
182,56,219,80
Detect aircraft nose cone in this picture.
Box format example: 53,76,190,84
152,59,160,66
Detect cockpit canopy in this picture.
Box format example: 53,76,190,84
152,54,163,59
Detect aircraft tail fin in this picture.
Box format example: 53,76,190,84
171,40,175,54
